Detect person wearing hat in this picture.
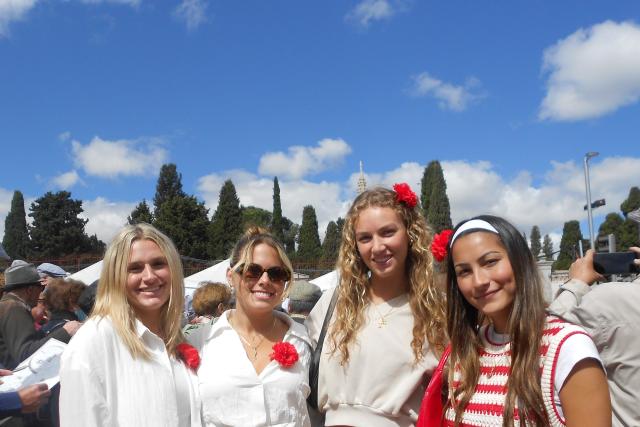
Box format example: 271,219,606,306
37,263,68,286
287,280,322,324
0,263,80,369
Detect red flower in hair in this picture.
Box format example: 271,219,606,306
270,341,299,368
393,183,418,208
431,229,454,262
176,343,200,372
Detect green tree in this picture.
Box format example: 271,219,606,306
597,212,624,250
542,234,554,261
282,217,299,256
553,220,583,270
321,221,341,263
336,217,345,238
208,180,243,259
29,191,102,257
2,190,30,259
242,206,272,230
271,177,285,243
619,218,640,251
420,161,452,233
153,164,185,216
154,195,210,259
620,186,640,217
128,199,154,225
530,225,541,258
297,205,322,262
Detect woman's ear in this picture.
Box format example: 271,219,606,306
226,267,234,284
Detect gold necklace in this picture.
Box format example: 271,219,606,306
233,317,277,361
371,303,396,328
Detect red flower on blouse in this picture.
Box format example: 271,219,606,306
431,229,453,262
270,342,299,368
393,183,418,208
176,343,200,372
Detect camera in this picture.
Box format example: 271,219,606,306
593,252,640,275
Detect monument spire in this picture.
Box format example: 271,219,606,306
357,161,367,194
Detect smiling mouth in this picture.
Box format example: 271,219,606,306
372,256,392,266
251,290,275,299
478,289,499,299
138,285,163,294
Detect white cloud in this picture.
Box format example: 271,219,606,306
539,20,640,121
411,72,483,111
347,161,424,193
58,131,71,142
0,0,38,37
51,170,82,190
71,136,168,179
79,197,137,243
258,138,352,180
346,0,395,28
79,0,141,6
173,0,207,31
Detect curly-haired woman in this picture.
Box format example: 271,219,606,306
306,184,448,426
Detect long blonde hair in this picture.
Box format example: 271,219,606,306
329,187,447,364
92,223,185,359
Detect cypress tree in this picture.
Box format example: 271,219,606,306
619,218,640,251
29,191,102,257
155,195,210,259
282,218,299,256
542,234,554,261
530,225,541,258
2,190,30,259
553,220,583,270
297,205,322,262
620,186,640,217
271,177,285,243
321,221,341,263
153,163,185,216
128,199,154,225
597,212,624,251
421,161,452,233
208,180,243,260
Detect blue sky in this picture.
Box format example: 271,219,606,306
1,0,639,251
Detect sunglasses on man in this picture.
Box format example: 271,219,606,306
235,263,291,283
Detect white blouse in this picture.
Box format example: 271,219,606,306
187,310,313,427
59,316,202,427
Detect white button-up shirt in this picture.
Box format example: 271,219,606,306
59,316,202,427
187,311,312,427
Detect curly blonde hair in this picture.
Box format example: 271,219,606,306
329,187,447,364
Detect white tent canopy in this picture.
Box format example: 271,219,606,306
69,260,103,285
309,270,339,292
184,259,230,297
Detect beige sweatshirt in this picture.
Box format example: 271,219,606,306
305,289,439,427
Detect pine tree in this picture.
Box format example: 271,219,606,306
153,164,185,216
128,200,154,225
242,206,272,230
271,177,285,243
553,220,583,270
297,205,322,262
29,191,103,257
620,186,640,217
542,234,553,261
530,225,541,258
321,221,341,263
155,195,210,259
420,161,452,233
2,190,30,259
597,212,624,251
208,180,243,259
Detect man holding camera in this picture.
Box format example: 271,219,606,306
549,247,640,427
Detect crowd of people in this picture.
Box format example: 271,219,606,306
0,182,638,427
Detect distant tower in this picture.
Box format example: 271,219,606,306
357,161,367,194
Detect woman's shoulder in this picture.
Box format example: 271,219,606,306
63,317,115,362
305,287,337,344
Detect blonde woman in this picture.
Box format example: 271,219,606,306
306,184,447,426
59,223,202,427
187,227,312,426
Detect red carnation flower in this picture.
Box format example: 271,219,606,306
431,229,453,262
176,343,200,372
270,341,299,368
393,183,418,208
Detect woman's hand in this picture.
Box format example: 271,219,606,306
568,250,603,286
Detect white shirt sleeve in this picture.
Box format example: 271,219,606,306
553,332,602,417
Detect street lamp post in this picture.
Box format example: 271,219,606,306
583,152,599,251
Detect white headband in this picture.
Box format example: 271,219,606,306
450,219,499,247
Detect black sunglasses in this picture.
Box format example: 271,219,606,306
235,263,291,283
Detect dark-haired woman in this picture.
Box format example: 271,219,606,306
429,215,611,426
187,227,312,426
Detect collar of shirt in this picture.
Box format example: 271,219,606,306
2,292,31,311
205,310,313,348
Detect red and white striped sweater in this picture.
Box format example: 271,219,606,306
444,316,590,427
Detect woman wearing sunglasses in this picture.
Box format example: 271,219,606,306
187,227,313,426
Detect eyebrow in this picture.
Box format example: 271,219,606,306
454,251,503,268
128,256,167,266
